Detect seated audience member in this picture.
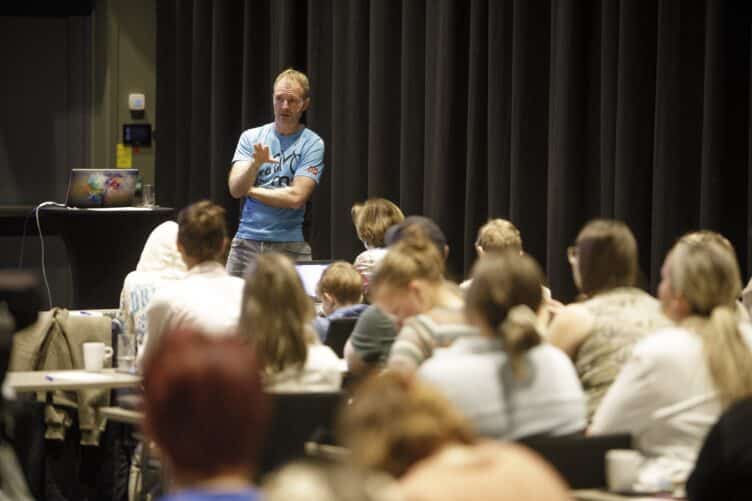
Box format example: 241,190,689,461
680,230,750,322
313,261,367,342
142,330,269,501
375,229,474,374
590,239,752,484
351,198,405,292
462,218,562,322
345,216,456,374
141,201,244,365
240,253,342,391
685,397,752,501
548,219,671,419
343,304,398,375
263,460,399,501
419,251,586,439
118,221,186,359
460,218,522,291
338,372,572,501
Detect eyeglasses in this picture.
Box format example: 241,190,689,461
567,245,578,263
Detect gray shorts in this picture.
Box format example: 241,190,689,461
226,238,312,278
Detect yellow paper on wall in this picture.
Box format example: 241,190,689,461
116,144,133,168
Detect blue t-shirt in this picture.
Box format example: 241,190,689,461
232,123,324,242
159,487,261,501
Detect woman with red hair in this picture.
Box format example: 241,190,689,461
142,329,270,500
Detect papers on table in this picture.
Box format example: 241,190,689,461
45,371,120,383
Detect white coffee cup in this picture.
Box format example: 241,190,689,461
605,449,643,492
83,342,114,371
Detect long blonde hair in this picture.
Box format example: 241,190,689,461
239,253,313,374
667,239,752,407
465,251,544,380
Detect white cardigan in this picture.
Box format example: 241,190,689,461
591,323,752,479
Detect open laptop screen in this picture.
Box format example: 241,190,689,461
66,169,139,208
295,260,334,300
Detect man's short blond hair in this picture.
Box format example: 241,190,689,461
274,68,310,99
475,219,522,254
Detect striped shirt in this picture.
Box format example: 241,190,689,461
387,307,478,373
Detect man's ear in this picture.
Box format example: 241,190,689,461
301,97,311,113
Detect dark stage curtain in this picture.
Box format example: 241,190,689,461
156,0,752,301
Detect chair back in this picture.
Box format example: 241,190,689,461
518,433,632,489
259,391,344,476
324,318,357,358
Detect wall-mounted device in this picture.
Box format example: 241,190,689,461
123,123,152,147
128,92,146,119
128,93,146,111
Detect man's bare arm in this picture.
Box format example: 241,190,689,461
247,176,317,209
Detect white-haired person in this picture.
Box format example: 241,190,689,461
118,220,187,361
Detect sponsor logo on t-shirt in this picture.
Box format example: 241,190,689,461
306,166,319,176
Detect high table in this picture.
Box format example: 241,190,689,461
4,369,144,499
0,205,175,309
5,369,141,393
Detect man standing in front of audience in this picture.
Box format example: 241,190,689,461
227,68,324,277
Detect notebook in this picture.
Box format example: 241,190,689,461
295,260,335,300
65,169,139,208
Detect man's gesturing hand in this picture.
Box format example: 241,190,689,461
253,143,279,165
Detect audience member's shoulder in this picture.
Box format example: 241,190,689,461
227,274,245,288
632,325,701,358
549,303,594,337
356,304,392,326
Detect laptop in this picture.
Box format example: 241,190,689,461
295,260,335,301
65,169,139,208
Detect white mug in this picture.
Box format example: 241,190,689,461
605,449,643,493
83,342,113,371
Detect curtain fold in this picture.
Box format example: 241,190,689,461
156,0,752,301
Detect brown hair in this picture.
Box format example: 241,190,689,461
142,329,269,479
370,226,445,292
177,200,228,263
476,219,522,254
466,251,544,379
274,68,310,99
239,253,313,374
667,240,752,407
574,219,638,296
338,372,475,478
316,261,364,305
351,198,405,248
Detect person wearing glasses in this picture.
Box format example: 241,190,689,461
227,68,324,277
548,219,671,420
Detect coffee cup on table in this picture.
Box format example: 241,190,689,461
83,342,113,371
605,449,643,493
